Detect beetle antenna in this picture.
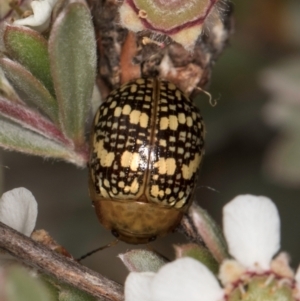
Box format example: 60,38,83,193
195,87,220,107
197,185,220,193
77,239,119,262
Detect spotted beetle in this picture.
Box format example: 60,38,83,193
89,78,205,244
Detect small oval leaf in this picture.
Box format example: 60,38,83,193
0,117,86,166
4,25,55,96
0,58,59,124
0,96,71,146
5,265,56,301
174,243,219,275
119,249,168,273
49,0,96,147
190,203,229,263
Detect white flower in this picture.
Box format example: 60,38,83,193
223,194,280,271
0,187,37,263
125,257,224,301
124,195,287,301
13,0,58,32
0,187,37,236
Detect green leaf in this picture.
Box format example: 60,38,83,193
49,0,96,147
0,58,59,124
119,249,168,272
59,286,99,301
5,265,56,301
189,203,229,263
0,117,86,166
174,243,219,275
0,96,72,146
4,25,55,96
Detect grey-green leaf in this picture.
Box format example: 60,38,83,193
5,266,56,301
0,58,59,124
59,286,99,301
49,0,96,147
4,24,55,96
189,203,229,263
174,243,219,275
0,117,86,166
119,249,168,272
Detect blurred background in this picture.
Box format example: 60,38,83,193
1,0,300,284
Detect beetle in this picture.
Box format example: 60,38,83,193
89,78,205,244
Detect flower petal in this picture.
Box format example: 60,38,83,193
223,195,280,270
0,188,38,236
124,272,155,301
13,0,58,32
151,257,224,301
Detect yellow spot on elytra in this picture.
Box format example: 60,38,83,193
104,152,115,167
166,158,176,175
151,185,159,197
177,147,184,155
114,107,122,117
145,95,151,102
150,185,164,198
154,158,166,174
161,106,168,112
100,187,109,198
166,188,171,195
169,115,178,130
130,110,141,124
103,108,108,116
175,90,182,100
182,153,202,180
104,179,110,187
124,178,139,194
168,83,176,90
95,140,115,167
178,113,186,124
160,117,169,130
139,113,149,128
159,190,164,198
136,78,145,84
110,101,117,108
175,198,186,209
130,84,138,93
152,174,159,180
121,151,132,167
179,191,184,199
94,110,100,124
118,181,125,188
153,157,176,175
122,104,131,115
169,197,176,205
130,152,140,171
130,178,139,194
159,139,167,147
186,116,193,127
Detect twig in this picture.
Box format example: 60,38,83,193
0,221,124,301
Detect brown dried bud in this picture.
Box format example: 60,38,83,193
86,0,233,97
